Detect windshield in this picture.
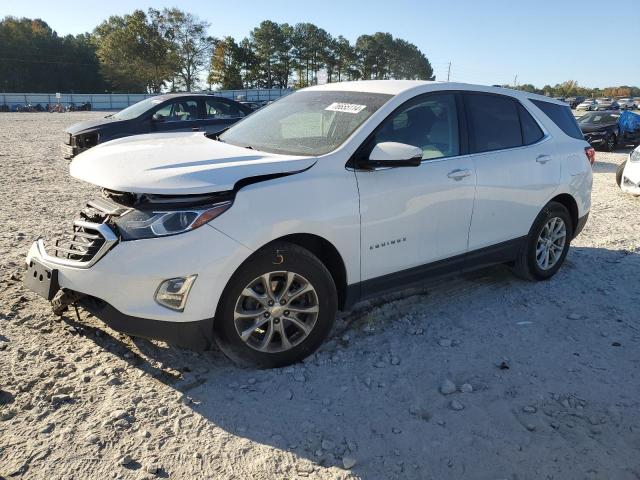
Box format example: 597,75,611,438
218,91,392,156
111,97,164,120
578,112,620,124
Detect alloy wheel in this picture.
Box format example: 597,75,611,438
233,271,319,353
535,217,567,270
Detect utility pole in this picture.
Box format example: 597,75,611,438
447,62,451,82
513,74,518,87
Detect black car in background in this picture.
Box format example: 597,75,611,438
564,96,585,109
63,93,252,158
577,111,640,151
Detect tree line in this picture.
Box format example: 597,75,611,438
510,80,640,99
2,12,638,97
0,10,434,93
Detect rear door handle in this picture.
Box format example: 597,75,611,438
447,169,472,180
192,127,200,132
536,154,552,164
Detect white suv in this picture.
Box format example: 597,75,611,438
24,81,594,367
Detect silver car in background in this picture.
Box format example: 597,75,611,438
617,98,637,110
576,99,598,111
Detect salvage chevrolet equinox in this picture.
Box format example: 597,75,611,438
24,81,594,368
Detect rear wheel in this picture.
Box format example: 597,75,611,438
616,160,626,187
214,242,337,368
512,202,573,281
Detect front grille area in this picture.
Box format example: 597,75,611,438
50,221,107,263
43,199,123,267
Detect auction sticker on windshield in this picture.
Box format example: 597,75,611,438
325,103,367,114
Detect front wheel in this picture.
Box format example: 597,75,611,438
214,242,337,368
512,202,573,281
605,134,617,152
616,160,626,187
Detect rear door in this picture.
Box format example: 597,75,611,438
201,97,248,134
355,92,476,283
465,93,561,251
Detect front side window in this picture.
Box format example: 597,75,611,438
205,99,245,119
153,99,198,122
219,91,391,156
371,93,460,160
466,93,522,153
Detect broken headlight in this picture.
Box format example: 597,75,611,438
114,201,232,240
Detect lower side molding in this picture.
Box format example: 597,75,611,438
79,296,213,350
344,236,527,309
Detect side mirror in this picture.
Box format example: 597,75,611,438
367,142,423,168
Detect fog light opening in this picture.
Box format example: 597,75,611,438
155,275,197,312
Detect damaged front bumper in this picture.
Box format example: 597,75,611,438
23,198,252,349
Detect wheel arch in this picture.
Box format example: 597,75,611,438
268,233,349,310
215,233,350,318
548,193,579,236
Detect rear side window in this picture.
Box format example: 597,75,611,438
518,104,545,145
465,94,522,153
530,99,583,140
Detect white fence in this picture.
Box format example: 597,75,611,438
0,89,292,110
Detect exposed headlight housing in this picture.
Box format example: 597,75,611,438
114,201,232,240
630,148,640,163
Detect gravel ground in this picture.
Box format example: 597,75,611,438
1,112,639,480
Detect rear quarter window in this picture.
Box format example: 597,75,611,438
530,99,583,140
517,104,545,145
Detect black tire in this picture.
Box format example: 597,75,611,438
512,202,573,281
605,133,617,152
214,241,337,368
616,160,626,187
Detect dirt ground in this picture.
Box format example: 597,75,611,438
1,112,639,480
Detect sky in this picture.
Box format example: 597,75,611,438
3,0,639,88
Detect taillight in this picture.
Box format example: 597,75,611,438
585,147,596,166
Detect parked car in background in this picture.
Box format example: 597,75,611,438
616,145,640,195
25,81,593,367
565,96,585,109
579,110,640,151
594,98,619,111
239,101,263,111
617,98,637,110
63,93,252,159
577,111,622,151
576,99,598,111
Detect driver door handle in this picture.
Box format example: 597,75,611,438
447,168,472,180
192,126,200,132
536,154,552,164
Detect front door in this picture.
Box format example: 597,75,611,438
151,98,200,133
202,97,248,134
355,92,476,283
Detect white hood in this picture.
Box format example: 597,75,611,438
69,132,316,195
